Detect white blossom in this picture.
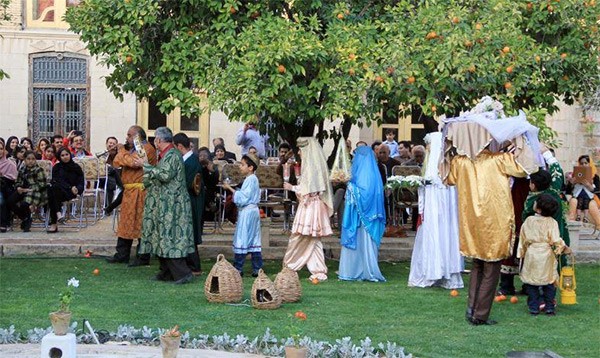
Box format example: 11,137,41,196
67,277,79,288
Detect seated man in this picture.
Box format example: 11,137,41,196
396,141,413,164
377,144,401,178
402,145,426,167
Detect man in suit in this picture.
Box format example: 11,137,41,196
174,133,203,276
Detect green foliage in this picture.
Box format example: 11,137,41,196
65,0,599,145
0,258,599,356
0,0,11,80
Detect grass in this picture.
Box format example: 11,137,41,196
0,257,598,357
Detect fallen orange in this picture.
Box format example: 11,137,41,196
450,289,459,297
510,296,518,304
93,268,100,276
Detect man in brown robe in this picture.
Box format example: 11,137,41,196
106,125,157,265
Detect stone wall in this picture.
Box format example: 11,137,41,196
546,100,600,170
2,0,22,29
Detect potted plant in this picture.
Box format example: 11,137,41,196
285,311,308,358
49,277,79,335
160,325,181,358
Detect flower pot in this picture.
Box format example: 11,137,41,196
285,346,308,358
49,311,72,336
160,335,180,358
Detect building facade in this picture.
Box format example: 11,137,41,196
1,0,597,166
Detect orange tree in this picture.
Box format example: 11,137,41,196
66,0,599,149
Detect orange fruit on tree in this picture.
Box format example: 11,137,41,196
510,296,518,304
451,16,460,24
93,268,100,276
560,53,567,60
337,13,344,20
277,64,286,74
431,105,437,112
502,46,510,54
407,76,415,84
125,55,133,64
450,289,459,297
527,2,533,11
504,82,512,90
230,6,237,14
475,23,483,30
506,66,514,73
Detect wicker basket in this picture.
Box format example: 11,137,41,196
274,266,302,303
204,254,243,303
251,269,281,310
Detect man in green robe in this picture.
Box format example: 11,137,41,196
136,127,195,284
173,132,204,275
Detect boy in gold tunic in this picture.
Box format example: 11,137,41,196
517,194,570,316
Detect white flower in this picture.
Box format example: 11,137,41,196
67,277,79,288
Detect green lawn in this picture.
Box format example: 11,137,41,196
0,257,598,357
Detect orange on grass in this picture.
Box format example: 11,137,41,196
92,268,100,276
311,278,320,285
450,289,459,297
510,296,519,304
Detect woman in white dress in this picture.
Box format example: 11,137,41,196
408,132,464,289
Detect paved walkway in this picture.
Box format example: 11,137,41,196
0,342,264,357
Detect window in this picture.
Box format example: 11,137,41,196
31,54,89,144
26,0,80,29
137,94,210,149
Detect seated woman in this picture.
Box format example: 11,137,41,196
566,154,600,231
35,138,51,160
0,140,18,232
213,144,235,164
46,147,85,233
6,151,47,232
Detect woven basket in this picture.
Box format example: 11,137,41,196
274,266,302,303
204,254,243,303
251,269,281,310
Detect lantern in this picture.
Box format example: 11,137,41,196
559,255,577,305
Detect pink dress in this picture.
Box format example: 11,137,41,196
284,192,332,281
291,193,334,237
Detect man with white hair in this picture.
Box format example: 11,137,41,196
135,127,195,284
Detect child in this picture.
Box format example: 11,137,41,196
7,151,47,232
222,154,263,276
382,129,399,159
517,194,570,315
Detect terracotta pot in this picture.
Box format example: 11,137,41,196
49,311,72,336
285,346,308,358
160,334,180,358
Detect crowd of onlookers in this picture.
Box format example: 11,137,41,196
1,126,598,235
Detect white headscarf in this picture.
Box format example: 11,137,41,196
297,137,334,217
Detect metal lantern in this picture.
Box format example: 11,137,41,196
559,255,577,305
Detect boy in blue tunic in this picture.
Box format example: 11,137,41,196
222,154,263,276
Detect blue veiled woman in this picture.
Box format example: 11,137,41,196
338,146,386,282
